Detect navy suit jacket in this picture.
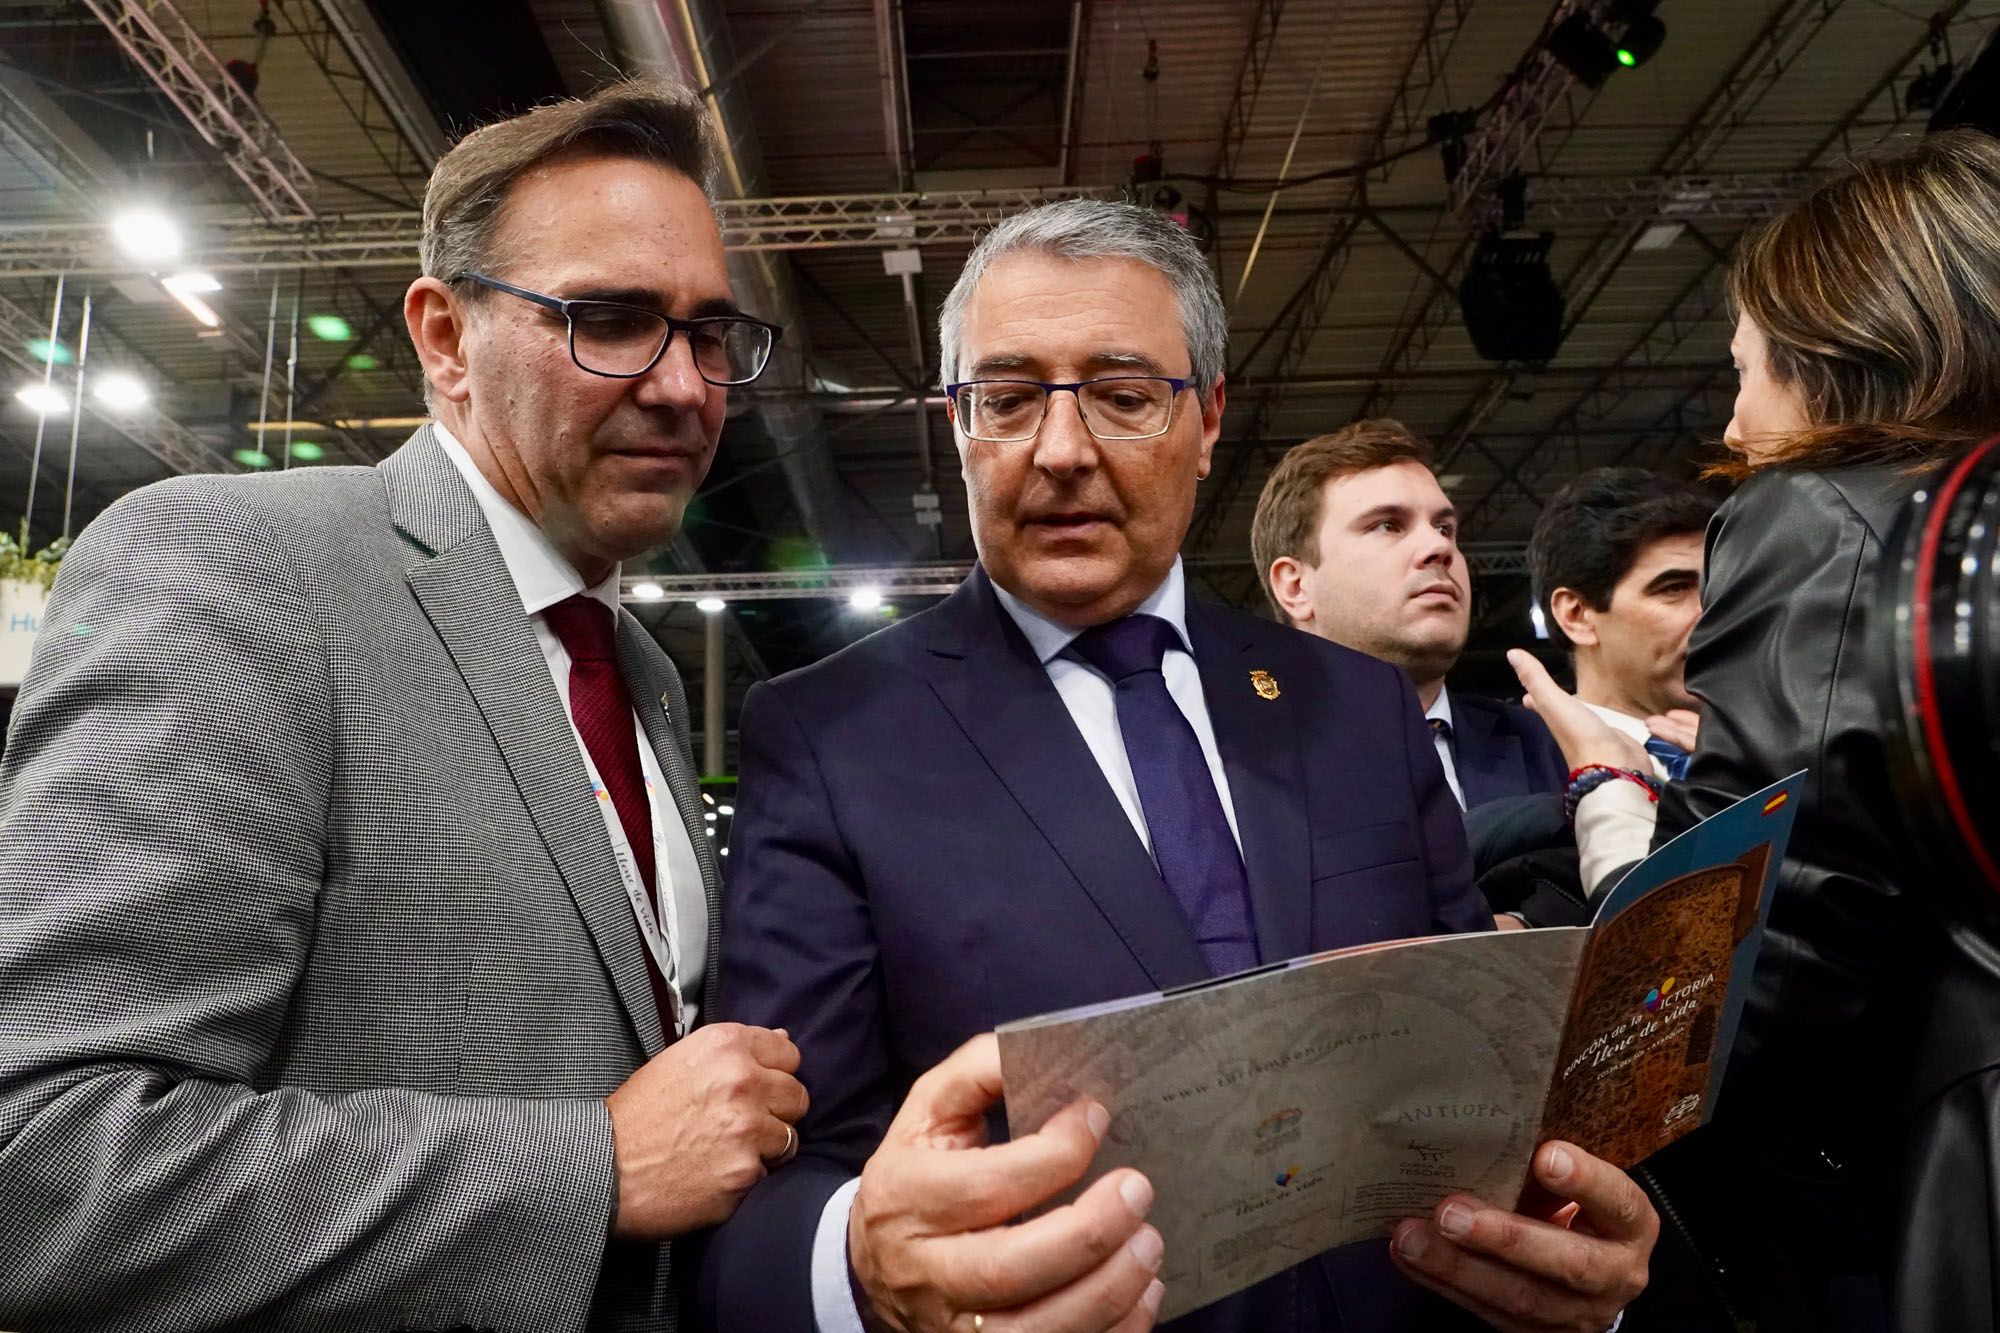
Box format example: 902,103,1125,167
1448,692,1568,810
701,570,1491,1332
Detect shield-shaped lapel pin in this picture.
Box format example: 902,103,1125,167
1250,669,1280,701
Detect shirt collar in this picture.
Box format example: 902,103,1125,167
432,420,621,616
1584,700,1654,745
990,557,1193,666
1424,685,1454,729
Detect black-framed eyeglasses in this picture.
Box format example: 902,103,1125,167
456,271,782,386
944,377,1195,442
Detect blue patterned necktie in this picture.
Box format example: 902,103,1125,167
1644,735,1692,781
1069,614,1260,976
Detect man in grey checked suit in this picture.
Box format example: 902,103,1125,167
0,79,805,1331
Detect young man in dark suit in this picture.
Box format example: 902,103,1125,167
1254,421,1567,812
704,201,1655,1333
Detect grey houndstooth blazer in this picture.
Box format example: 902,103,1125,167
0,428,721,1332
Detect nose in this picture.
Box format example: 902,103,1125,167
1031,388,1100,478
1416,523,1457,572
631,329,712,412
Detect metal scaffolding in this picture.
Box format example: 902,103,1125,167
77,0,316,221
0,290,239,478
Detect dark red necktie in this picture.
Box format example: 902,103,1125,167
542,594,674,1031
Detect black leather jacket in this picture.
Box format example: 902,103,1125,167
1639,463,2000,1332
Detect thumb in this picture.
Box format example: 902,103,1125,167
1507,648,1557,702
889,1032,1004,1139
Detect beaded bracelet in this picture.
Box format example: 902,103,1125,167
1564,763,1662,825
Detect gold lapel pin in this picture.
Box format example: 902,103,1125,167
1250,669,1280,700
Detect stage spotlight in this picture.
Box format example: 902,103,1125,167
1546,13,1620,89
1615,13,1667,68
1459,230,1566,365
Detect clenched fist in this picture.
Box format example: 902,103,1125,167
605,1022,807,1237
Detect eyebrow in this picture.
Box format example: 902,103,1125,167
1351,502,1457,528
964,350,1180,380
563,285,744,318
1641,566,1701,593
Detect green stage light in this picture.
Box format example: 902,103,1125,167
290,441,325,462
307,314,354,341
232,448,273,469
26,338,72,366
345,352,379,370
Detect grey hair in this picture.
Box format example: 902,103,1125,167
936,199,1227,394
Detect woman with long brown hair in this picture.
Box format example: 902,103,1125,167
1514,127,2000,1332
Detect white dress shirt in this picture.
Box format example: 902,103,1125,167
434,423,706,1028
809,557,1243,1331
1584,701,1675,781
1573,703,1673,900
1425,686,1468,811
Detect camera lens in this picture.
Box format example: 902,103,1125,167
1872,433,2000,910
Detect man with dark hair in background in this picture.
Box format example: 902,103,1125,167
1527,468,1716,781
1253,420,1567,813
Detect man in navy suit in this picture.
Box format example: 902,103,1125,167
1254,421,1567,812
703,201,1655,1333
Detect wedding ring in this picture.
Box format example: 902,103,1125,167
772,1122,799,1166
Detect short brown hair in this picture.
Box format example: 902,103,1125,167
420,77,719,288
1250,419,1435,619
1722,128,2000,475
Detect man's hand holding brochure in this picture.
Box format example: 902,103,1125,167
997,773,1805,1320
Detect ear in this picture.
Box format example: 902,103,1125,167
1549,586,1599,649
1267,554,1316,629
405,277,472,405
1194,375,1226,480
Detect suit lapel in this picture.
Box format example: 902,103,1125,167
1186,601,1313,963
1450,697,1522,811
923,572,1208,991
385,430,669,1055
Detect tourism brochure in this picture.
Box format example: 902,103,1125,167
996,773,1804,1320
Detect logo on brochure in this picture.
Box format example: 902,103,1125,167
1274,1164,1300,1186
1257,1107,1303,1137
1255,1106,1304,1152
1762,791,1791,815
1642,976,1677,1014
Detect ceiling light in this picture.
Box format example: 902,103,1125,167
289,441,325,462
346,353,379,371
110,206,182,263
26,338,71,366
718,804,734,816
307,314,353,341
632,582,665,601
848,586,883,611
1614,13,1667,68
334,415,428,430
92,372,149,410
695,595,726,613
1545,12,1620,89
14,384,68,417
232,447,273,469
162,272,222,328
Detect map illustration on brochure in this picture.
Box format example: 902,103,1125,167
996,773,1804,1321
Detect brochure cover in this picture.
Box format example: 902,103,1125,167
996,773,1803,1319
